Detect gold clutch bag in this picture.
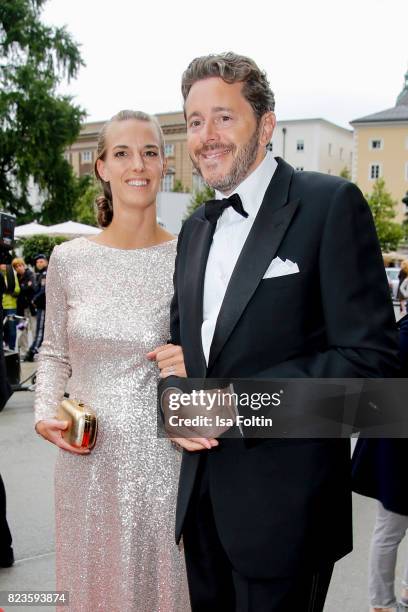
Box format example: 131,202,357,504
57,399,98,450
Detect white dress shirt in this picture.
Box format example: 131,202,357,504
201,151,278,364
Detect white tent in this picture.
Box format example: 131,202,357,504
44,221,101,238
14,221,50,238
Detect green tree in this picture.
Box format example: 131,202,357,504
0,0,85,222
183,184,215,221
172,179,188,193
366,179,404,252
21,234,69,264
72,176,99,226
339,167,351,180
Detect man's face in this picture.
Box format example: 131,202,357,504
185,77,275,194
35,258,48,270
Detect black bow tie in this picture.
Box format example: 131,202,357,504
204,193,249,225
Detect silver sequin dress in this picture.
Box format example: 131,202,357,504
34,237,190,612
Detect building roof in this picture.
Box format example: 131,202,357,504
277,117,351,133
350,104,408,124
351,67,408,124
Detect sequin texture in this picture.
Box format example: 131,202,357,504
34,237,190,612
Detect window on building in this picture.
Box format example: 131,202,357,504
192,173,205,192
296,140,304,151
161,173,174,192
81,150,92,163
370,139,383,150
295,167,304,171
369,164,381,180
339,147,343,160
164,144,175,156
328,143,332,156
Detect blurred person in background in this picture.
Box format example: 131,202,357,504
352,313,408,612
1,252,20,351
24,253,48,362
0,269,14,567
397,260,408,314
12,257,36,355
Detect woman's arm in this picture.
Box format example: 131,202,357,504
33,247,89,454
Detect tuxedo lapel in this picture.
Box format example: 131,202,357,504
208,158,299,371
182,216,215,377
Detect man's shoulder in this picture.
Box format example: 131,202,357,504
179,205,206,237
290,170,363,209
184,204,206,224
292,168,350,191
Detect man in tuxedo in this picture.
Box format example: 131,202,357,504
156,52,399,611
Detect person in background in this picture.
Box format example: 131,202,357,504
397,260,408,314
24,254,48,362
352,313,408,612
1,253,20,351
12,258,36,355
0,270,14,568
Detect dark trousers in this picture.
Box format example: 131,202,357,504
3,308,17,350
29,308,45,354
0,474,13,559
183,455,334,612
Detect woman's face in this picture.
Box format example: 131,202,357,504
15,263,25,275
96,119,166,213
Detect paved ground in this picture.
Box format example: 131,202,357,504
0,353,407,611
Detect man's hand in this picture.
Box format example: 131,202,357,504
35,419,91,454
147,343,187,378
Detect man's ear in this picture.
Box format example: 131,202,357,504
96,158,108,182
259,112,276,147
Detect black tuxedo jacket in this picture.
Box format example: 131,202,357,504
165,157,398,579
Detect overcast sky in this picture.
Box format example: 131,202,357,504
42,0,408,130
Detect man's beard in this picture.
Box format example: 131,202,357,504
192,124,261,193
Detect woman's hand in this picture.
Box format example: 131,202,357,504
147,343,187,378
35,419,91,454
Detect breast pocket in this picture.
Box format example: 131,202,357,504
260,273,302,290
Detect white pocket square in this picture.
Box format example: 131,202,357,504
263,257,300,279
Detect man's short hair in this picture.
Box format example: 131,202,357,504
181,52,275,121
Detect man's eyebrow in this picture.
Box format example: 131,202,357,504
186,111,202,122
113,144,129,149
212,106,234,113
187,107,235,122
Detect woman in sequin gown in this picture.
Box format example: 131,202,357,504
34,111,190,612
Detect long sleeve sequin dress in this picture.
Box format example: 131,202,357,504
34,237,190,612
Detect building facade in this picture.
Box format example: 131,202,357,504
270,119,353,176
66,113,353,192
350,69,408,223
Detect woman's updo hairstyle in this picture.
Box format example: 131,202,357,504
94,110,165,227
